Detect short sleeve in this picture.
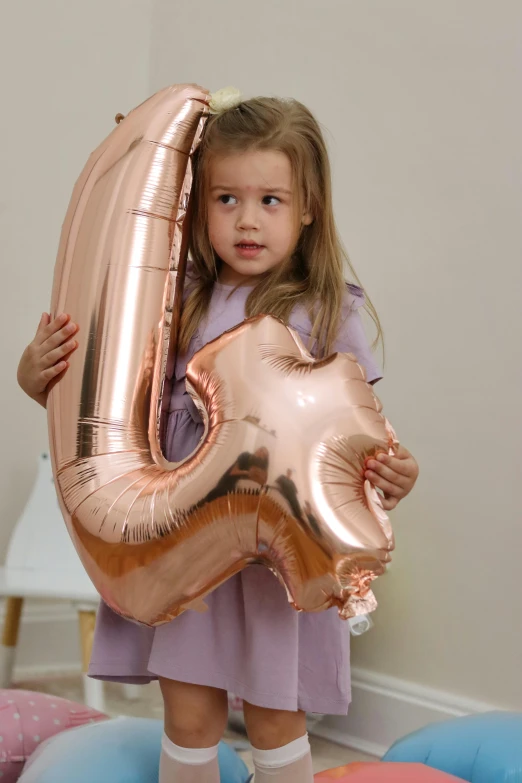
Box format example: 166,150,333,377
333,284,382,384
288,284,382,384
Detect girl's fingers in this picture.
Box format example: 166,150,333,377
381,496,399,511
41,320,79,355
386,457,415,477
45,339,79,367
42,361,68,382
35,312,68,344
46,365,69,395
374,451,418,479
365,461,409,489
38,312,51,330
32,313,51,345
365,470,404,499
39,313,78,345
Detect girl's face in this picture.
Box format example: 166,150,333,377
206,149,311,286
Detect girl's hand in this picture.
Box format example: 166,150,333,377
365,445,419,512
17,313,79,408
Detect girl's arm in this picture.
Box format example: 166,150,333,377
330,287,419,509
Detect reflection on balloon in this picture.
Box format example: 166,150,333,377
47,83,397,627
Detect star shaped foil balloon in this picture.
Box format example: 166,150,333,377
47,84,397,626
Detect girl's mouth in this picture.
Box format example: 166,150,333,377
235,242,265,258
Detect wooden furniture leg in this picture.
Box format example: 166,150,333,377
77,606,106,713
0,596,24,687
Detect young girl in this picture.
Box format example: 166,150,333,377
18,93,419,782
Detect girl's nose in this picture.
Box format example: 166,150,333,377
236,203,260,231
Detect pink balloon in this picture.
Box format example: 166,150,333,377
0,689,107,782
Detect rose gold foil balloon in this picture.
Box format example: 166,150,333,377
48,83,397,627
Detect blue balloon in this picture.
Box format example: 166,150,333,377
383,712,522,783
19,717,251,783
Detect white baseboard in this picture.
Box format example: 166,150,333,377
312,723,385,760
313,667,502,758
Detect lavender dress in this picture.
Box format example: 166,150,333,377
89,281,381,715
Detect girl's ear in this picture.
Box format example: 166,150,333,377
302,211,313,226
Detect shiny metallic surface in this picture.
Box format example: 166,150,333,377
48,84,396,627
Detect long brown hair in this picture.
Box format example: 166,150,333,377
179,96,381,356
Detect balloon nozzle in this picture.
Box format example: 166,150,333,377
348,614,374,636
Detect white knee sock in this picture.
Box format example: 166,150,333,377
159,733,220,783
251,734,313,781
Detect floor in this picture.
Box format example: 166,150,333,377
15,673,377,775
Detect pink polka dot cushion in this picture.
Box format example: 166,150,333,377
315,762,464,780
0,689,108,782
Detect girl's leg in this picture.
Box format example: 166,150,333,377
243,701,313,782
158,678,228,783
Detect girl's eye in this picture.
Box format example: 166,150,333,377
218,194,237,205
262,195,280,206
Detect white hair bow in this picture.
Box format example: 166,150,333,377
209,86,243,114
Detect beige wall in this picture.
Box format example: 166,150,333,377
2,0,521,713
150,0,522,708
1,1,152,556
